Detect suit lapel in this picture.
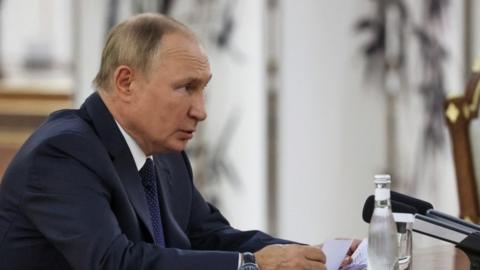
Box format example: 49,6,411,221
112,153,155,241
154,155,190,248
79,92,155,241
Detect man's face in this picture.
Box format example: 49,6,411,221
127,32,211,155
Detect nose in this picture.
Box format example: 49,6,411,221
188,94,207,121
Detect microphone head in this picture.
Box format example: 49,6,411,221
391,191,433,215
362,195,418,223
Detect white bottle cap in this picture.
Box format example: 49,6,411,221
374,174,391,184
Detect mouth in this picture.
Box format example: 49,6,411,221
178,129,195,139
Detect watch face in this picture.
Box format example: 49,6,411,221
240,263,259,270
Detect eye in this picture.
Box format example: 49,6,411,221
174,83,192,92
173,79,204,93
185,83,196,91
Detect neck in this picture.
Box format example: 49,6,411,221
98,90,152,155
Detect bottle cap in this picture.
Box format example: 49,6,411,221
374,174,391,184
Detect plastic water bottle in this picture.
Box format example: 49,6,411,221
367,175,399,270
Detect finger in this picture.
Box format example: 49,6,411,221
302,246,326,263
340,256,353,268
347,239,362,256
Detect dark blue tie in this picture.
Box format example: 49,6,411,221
139,158,166,247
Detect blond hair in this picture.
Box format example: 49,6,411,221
93,13,188,90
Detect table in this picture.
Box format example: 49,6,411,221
411,244,469,269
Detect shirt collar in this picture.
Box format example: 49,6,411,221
115,120,152,171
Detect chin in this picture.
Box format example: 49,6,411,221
151,139,188,154
166,141,189,153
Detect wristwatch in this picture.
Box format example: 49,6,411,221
239,252,259,270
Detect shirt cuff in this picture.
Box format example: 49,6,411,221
237,253,242,269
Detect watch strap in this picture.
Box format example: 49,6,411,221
242,252,256,264
240,252,260,270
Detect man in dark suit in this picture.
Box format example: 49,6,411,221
0,13,336,270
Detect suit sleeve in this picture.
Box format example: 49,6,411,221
21,133,238,270
181,152,296,252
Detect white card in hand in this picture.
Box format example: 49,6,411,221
350,239,368,265
321,239,353,270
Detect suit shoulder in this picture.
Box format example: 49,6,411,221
38,109,97,139
2,109,111,195
16,109,106,162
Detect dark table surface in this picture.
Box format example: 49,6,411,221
411,244,469,270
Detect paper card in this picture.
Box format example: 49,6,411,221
321,239,353,270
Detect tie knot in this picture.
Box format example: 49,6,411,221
139,158,155,186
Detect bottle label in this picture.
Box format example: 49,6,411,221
375,189,390,200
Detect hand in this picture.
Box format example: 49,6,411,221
255,244,326,270
339,239,362,268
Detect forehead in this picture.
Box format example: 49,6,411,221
154,32,211,78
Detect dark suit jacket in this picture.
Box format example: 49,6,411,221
0,93,291,270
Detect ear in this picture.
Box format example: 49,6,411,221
113,65,136,102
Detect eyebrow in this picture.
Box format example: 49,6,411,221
176,74,212,86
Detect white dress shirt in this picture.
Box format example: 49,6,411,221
115,121,151,170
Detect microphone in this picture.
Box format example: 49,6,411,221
370,191,480,233
362,195,417,223
389,191,480,232
426,209,480,234
390,191,433,215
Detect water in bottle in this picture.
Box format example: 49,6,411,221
367,174,399,270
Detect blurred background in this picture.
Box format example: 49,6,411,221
0,0,477,248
